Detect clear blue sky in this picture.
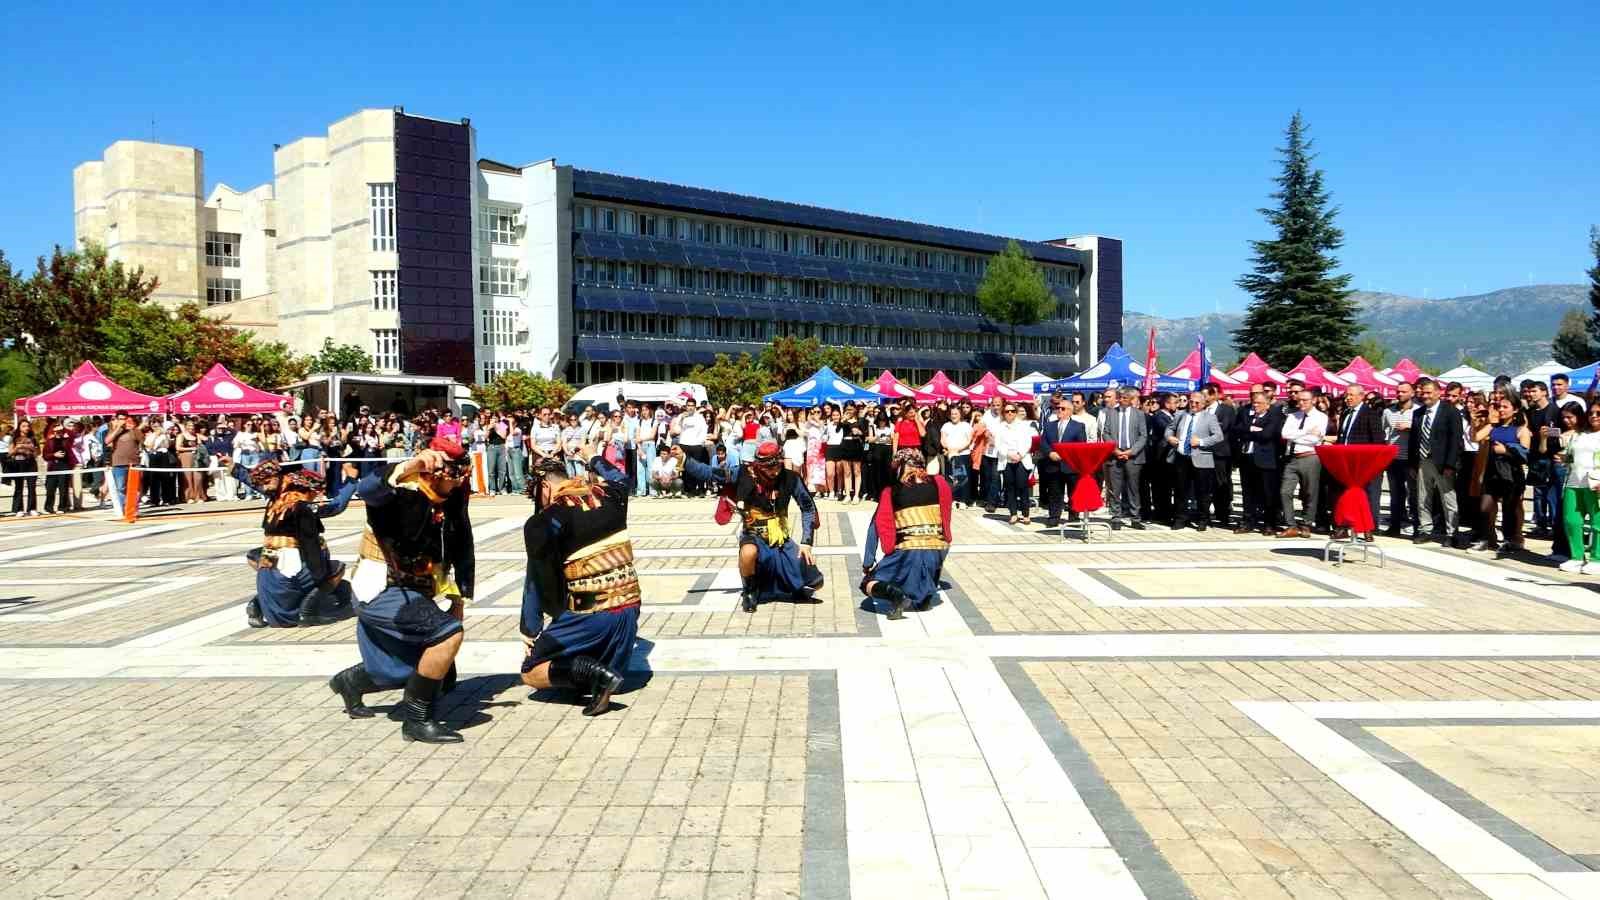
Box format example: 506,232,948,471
1,1,1593,317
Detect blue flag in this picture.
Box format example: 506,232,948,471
1196,334,1210,390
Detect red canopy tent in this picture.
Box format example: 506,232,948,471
1227,353,1289,392
1165,350,1251,399
921,371,970,402
165,363,292,415
13,361,164,418
964,372,1028,403
871,370,937,404
1336,357,1400,399
1385,358,1425,384
1283,356,1350,393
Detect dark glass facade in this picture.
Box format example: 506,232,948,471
395,112,474,382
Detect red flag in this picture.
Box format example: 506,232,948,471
1141,327,1158,395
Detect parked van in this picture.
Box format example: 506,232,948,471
562,381,708,416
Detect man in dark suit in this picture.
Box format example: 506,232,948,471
1232,388,1285,534
1102,387,1148,529
1205,385,1238,527
1145,393,1177,524
1332,384,1388,541
1038,397,1087,527
1408,377,1464,547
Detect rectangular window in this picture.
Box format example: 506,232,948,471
620,210,636,235
479,205,518,245
677,267,694,289
205,277,240,306
481,361,521,383
480,308,518,348
478,258,517,295
204,231,240,267
370,270,397,311
638,213,656,236
372,328,401,371
575,205,593,230
600,208,616,232
368,183,395,251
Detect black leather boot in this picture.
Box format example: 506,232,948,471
245,597,267,628
870,581,908,620
328,664,377,718
739,576,758,613
550,656,624,717
297,588,336,627
400,673,463,743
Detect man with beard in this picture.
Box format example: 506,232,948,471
674,440,822,613
327,439,474,743
518,443,637,717
861,449,953,620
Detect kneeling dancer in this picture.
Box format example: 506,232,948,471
862,449,953,620
519,448,637,716
675,441,822,613
328,441,474,743
245,461,358,628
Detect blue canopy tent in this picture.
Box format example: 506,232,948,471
1035,343,1195,394
1562,360,1600,392
764,366,876,408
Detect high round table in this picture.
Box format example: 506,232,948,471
1315,443,1398,565
1054,441,1117,540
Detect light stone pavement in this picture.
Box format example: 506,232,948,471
3,494,1600,899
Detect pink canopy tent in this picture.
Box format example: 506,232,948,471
871,370,937,404
965,372,1028,403
1335,357,1400,398
920,371,970,402
1165,350,1251,399
1282,356,1350,393
13,361,164,418
1227,353,1289,391
165,363,292,415
1385,358,1425,384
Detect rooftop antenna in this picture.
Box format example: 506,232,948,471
150,118,156,142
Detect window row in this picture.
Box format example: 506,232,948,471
479,258,518,296
371,270,397,311
205,277,241,306
573,202,1081,285
480,308,520,348
369,184,396,252
480,205,519,246
481,361,522,384
372,328,401,371
575,311,1069,356
204,231,240,267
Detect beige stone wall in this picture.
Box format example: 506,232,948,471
200,291,279,342
72,161,106,250
99,142,205,306
327,109,397,364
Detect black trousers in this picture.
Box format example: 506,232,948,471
1239,460,1279,529
44,468,73,513
1174,461,1215,525
1211,458,1234,525
1038,469,1066,522
1147,459,1175,523
1386,458,1415,532
681,445,710,497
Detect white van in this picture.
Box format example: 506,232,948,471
562,381,708,416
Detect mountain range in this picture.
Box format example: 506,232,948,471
1124,284,1588,375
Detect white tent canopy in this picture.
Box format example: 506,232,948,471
1436,365,1495,393
1008,371,1054,393
1512,360,1568,386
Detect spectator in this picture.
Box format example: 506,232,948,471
1276,388,1327,537
106,412,143,512
6,424,39,516
175,419,205,504
1560,403,1600,573
1410,377,1466,548
651,445,683,497
996,403,1036,524
635,405,657,498
940,406,974,506
42,421,78,514
1470,395,1530,556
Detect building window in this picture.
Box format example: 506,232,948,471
371,270,397,311
620,210,636,235
480,309,518,348
479,258,517,295
368,184,396,252
575,205,593,230
205,277,240,306
481,361,521,383
204,231,240,267
479,205,518,245
600,208,616,232
372,329,401,371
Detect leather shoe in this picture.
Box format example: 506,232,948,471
1128,521,1146,531
1278,527,1302,539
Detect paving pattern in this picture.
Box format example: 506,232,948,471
1,493,1599,899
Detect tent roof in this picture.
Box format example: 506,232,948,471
1512,360,1568,385
1336,357,1400,395
1228,352,1288,385
965,372,1028,401
1386,358,1425,383
921,370,971,401
871,370,937,404
165,363,292,414
1036,343,1193,394
1436,365,1496,391
1007,371,1054,392
1282,355,1350,391
13,361,164,417
1165,350,1249,397
764,366,874,408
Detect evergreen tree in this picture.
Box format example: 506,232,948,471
1584,226,1600,358
1552,308,1592,368
976,241,1056,379
1232,113,1360,369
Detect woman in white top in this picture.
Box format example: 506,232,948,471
995,404,1037,524
635,406,658,498
940,407,975,506
1560,402,1600,573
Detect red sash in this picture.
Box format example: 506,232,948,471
874,476,953,555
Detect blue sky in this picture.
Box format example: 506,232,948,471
0,1,1593,317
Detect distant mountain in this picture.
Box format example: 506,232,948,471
1124,284,1588,375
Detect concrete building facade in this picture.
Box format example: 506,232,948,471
74,106,1120,388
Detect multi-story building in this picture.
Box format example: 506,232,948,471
74,107,1121,388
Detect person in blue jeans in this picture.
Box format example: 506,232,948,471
939,406,974,505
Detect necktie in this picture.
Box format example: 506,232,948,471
1344,410,1356,443
1119,409,1129,451
1420,407,1434,457
1181,415,1194,456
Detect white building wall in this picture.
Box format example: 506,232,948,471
520,160,572,379
474,166,529,383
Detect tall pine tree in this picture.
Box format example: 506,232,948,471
1583,226,1600,359
1232,113,1360,370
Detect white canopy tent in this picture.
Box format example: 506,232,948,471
1435,365,1495,393
1008,371,1054,393
1512,360,1568,387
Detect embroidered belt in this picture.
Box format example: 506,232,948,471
360,528,439,593
894,504,948,551
263,535,299,550
742,508,789,547
562,532,641,614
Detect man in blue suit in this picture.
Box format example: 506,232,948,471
1037,394,1088,527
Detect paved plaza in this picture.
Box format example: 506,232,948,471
3,496,1600,899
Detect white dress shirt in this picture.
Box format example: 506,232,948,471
1279,407,1328,455
995,419,1037,471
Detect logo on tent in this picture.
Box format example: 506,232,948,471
78,380,113,401
214,381,245,400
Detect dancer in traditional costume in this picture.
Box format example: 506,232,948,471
861,449,954,619
243,460,359,628
674,441,823,613
327,439,474,743
518,447,637,716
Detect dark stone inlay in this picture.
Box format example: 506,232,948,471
1080,564,1359,602
1326,717,1600,874
941,575,995,635
803,670,850,900
994,659,1197,899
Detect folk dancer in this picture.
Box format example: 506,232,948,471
861,449,953,620
243,460,359,628
327,439,474,743
673,441,823,613
518,447,637,716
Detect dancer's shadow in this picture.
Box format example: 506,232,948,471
427,673,520,730
524,636,658,711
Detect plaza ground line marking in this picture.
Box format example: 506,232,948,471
0,522,198,564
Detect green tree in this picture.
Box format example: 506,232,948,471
1232,113,1360,369
471,370,576,412
976,240,1056,379
96,301,308,394
1553,308,1593,367
1350,336,1393,369
309,338,377,374
1583,226,1600,359
0,243,159,388
757,336,866,386
0,348,38,412
688,353,778,408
